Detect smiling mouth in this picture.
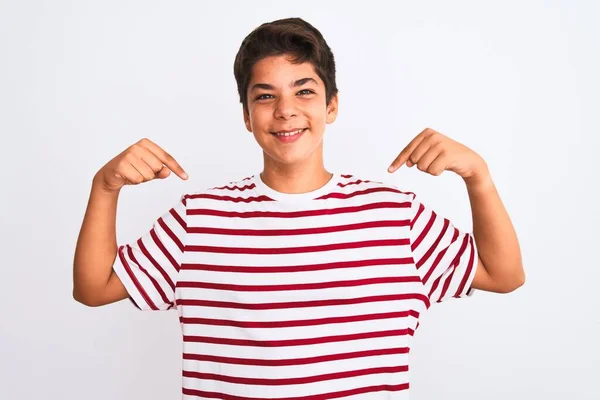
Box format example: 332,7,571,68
270,128,308,137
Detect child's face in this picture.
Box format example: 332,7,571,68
243,54,338,167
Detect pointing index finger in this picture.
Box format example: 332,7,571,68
388,133,427,172
139,139,188,180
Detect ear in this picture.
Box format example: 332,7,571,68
326,93,339,124
243,107,252,133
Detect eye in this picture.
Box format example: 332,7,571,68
254,90,314,101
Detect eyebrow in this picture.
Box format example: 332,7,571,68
250,77,319,92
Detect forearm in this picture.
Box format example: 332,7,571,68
465,167,525,290
72,172,120,304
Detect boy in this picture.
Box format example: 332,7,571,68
73,17,524,399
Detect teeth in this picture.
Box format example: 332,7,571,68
274,129,304,136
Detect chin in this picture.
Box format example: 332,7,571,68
257,134,324,166
267,153,312,166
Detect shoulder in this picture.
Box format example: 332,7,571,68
334,173,417,202
180,175,259,205
205,175,256,194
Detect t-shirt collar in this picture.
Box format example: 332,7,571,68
252,172,340,203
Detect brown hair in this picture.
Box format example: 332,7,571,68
233,17,338,114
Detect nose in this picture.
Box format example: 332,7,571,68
273,95,298,120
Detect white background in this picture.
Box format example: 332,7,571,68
1,0,598,398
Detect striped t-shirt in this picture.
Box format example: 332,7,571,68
112,172,478,399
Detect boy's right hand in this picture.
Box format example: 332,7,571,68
94,138,189,193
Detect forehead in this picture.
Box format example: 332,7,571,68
249,55,321,86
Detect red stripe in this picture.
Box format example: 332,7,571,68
434,231,463,301
183,347,409,366
139,231,175,291
188,219,409,236
317,186,404,200
412,210,436,251
187,238,409,255
210,183,256,191
454,235,476,297
180,257,414,273
416,218,449,268
428,273,442,301
337,179,373,187
152,222,182,272
182,383,410,400
127,243,171,308
422,228,459,284
177,293,428,310
410,201,424,229
182,365,409,386
118,245,158,310
183,328,415,347
157,216,184,253
179,310,420,328
170,207,186,232
436,264,456,302
446,234,469,287
189,193,274,203
422,246,448,284
432,234,469,302
177,276,421,292
188,201,410,218
447,230,467,268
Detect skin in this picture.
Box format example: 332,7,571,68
72,139,188,306
245,55,524,293
73,54,524,307
243,54,339,194
389,128,525,293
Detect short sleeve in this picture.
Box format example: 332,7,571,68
112,194,187,311
409,193,478,304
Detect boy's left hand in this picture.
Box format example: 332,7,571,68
387,127,490,185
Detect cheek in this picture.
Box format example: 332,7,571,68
307,102,328,120
308,111,327,129
249,109,269,130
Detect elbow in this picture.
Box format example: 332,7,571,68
73,287,103,307
499,270,526,294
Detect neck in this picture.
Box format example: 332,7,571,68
261,152,332,194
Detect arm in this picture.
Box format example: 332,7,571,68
73,138,188,307
466,169,525,293
388,127,525,294
72,172,128,307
